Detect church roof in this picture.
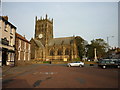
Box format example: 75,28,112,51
48,37,75,46
33,39,44,48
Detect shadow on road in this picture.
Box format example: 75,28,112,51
2,79,32,88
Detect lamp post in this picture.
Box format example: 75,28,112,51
107,36,114,50
107,36,114,59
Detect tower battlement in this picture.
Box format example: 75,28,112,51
36,14,53,23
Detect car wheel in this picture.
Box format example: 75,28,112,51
68,64,71,67
79,65,82,67
102,65,106,69
117,66,120,69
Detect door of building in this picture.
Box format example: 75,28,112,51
2,50,8,66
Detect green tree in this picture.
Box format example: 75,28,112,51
87,38,108,59
75,36,86,60
86,44,94,59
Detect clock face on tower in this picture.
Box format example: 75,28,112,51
38,34,43,39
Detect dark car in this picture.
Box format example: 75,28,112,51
98,59,120,69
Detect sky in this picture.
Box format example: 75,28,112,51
2,2,118,47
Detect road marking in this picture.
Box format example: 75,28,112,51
33,72,57,75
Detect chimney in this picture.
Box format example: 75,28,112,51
2,16,8,21
24,35,26,39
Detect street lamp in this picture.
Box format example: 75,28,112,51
107,36,114,59
107,36,114,49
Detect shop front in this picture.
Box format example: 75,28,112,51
0,47,15,66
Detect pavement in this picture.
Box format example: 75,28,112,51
1,64,120,88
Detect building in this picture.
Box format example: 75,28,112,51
0,16,16,66
15,33,31,65
108,47,120,59
30,14,78,61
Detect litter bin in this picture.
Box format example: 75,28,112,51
49,61,52,64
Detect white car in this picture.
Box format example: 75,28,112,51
67,61,84,67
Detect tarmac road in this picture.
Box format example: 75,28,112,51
2,64,120,88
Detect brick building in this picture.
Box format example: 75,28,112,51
15,33,31,65
108,47,120,59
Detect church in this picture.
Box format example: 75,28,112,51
30,14,78,61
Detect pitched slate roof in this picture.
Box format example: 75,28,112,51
48,37,75,46
33,39,44,48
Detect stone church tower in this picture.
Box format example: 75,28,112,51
30,14,78,61
34,14,53,46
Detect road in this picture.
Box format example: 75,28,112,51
2,64,120,88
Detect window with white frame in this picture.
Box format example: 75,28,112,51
18,39,21,51
5,24,9,32
18,39,21,60
8,53,11,61
18,51,20,60
11,53,14,61
28,44,30,61
10,53,12,61
10,28,13,35
10,36,13,46
24,42,26,60
28,44,30,52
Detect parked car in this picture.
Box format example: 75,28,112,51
67,61,84,67
98,59,120,69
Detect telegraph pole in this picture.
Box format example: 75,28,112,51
107,36,114,50
107,36,114,59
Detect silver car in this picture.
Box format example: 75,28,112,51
67,61,84,67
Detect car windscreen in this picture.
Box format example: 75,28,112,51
72,61,77,63
100,60,111,63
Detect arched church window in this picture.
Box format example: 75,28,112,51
58,49,62,55
50,49,54,56
65,48,69,55
70,40,73,44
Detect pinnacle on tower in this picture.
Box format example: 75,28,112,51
40,16,42,20
52,18,53,23
46,14,48,19
35,16,37,22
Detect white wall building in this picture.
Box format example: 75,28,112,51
0,16,16,66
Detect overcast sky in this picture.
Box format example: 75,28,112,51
2,2,118,47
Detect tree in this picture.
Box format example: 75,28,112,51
86,44,94,59
87,38,108,59
75,36,87,60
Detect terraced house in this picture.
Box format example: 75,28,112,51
0,16,16,66
31,14,78,61
15,33,31,65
